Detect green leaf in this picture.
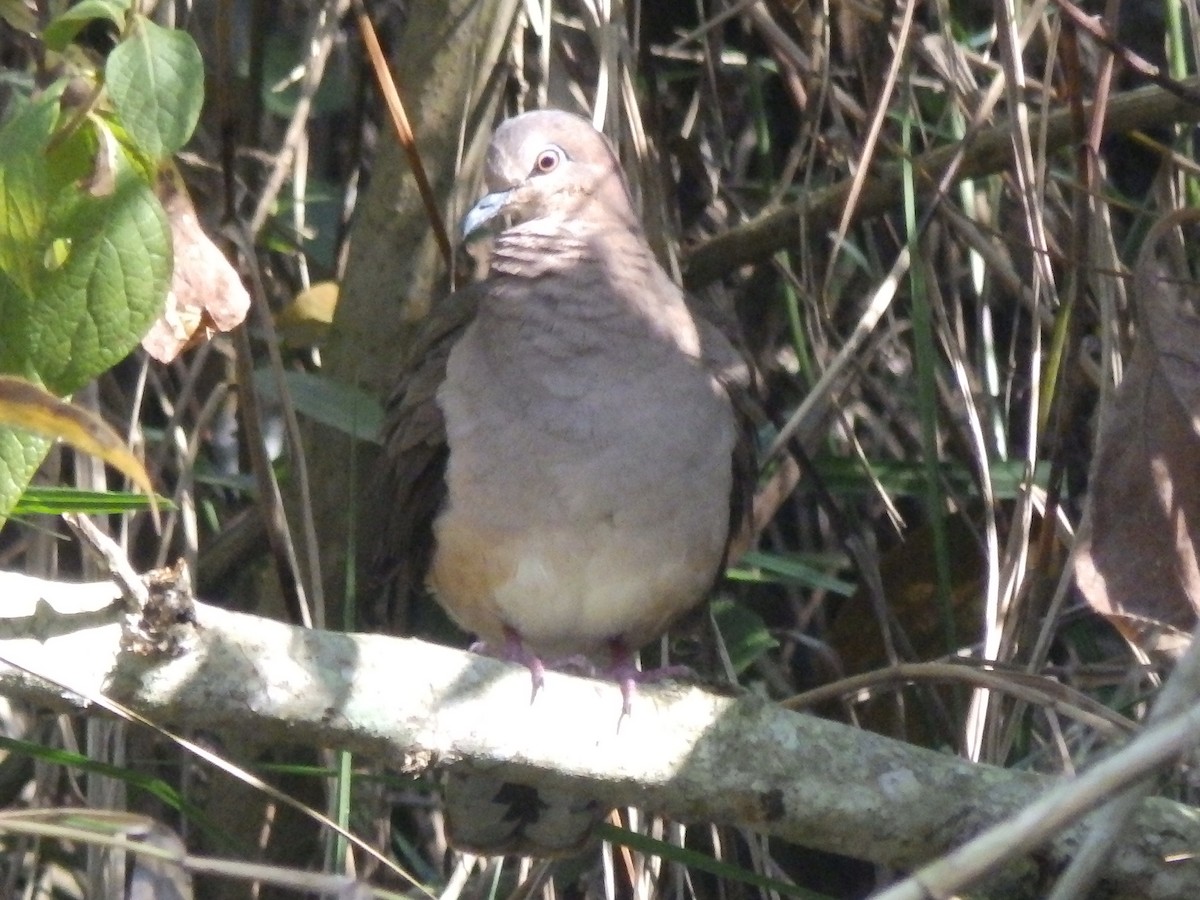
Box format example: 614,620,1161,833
0,172,170,393
253,369,384,444
0,737,223,846
730,550,857,595
0,96,58,294
13,485,164,516
813,456,1050,500
261,30,354,118
43,0,130,51
0,102,171,526
711,597,778,674
0,99,57,526
0,428,50,526
105,14,204,158
45,113,102,191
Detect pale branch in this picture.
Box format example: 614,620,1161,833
1,570,1198,899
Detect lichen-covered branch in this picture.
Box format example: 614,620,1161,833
1,570,1197,899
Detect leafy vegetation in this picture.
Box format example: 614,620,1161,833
0,0,202,520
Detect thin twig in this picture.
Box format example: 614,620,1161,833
872,646,1200,899
248,0,351,236
1054,0,1200,106
353,0,454,268
683,76,1200,287
62,513,149,612
782,661,1135,737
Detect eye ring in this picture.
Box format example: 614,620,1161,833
533,147,563,174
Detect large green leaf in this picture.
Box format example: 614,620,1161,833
0,98,57,294
0,98,171,524
106,14,204,159
0,177,170,392
253,369,384,444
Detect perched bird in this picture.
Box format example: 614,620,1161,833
375,108,754,854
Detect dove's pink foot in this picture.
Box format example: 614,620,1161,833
606,638,692,717
469,627,546,701
504,627,547,701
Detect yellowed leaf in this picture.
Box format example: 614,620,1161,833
276,280,338,348
0,376,158,514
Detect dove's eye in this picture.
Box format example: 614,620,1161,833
533,147,563,174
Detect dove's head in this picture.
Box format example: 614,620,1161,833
462,110,639,241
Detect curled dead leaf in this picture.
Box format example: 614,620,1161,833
141,166,250,363
1074,214,1200,657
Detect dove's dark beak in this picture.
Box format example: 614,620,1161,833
461,189,513,242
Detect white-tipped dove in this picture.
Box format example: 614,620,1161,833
376,109,755,856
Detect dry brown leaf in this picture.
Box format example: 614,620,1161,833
141,166,250,363
1075,222,1200,657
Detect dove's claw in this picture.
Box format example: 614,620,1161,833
606,638,693,716
469,628,548,701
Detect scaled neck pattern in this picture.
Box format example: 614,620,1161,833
488,212,646,281
481,215,703,364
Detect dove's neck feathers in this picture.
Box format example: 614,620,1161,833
484,219,702,361
490,215,642,277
